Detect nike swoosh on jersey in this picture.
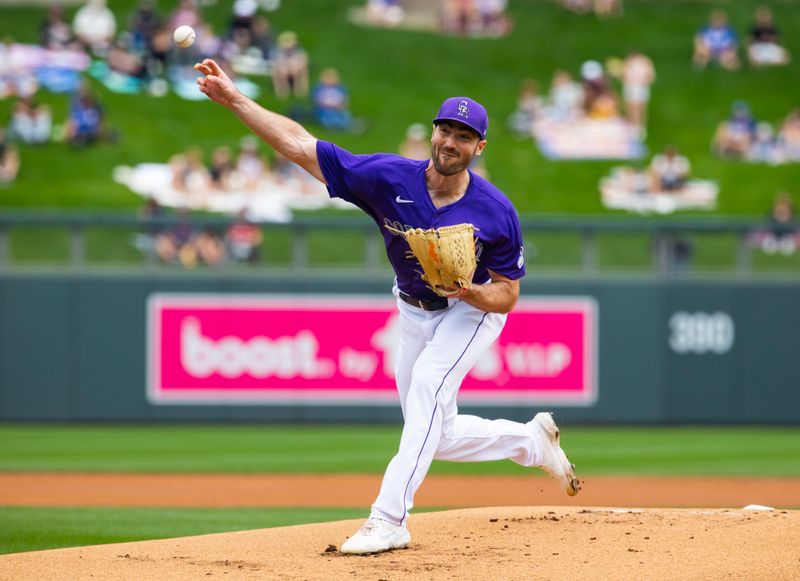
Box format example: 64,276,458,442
395,196,414,204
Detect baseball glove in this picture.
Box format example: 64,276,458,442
386,223,478,297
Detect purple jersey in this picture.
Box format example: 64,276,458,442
316,140,526,300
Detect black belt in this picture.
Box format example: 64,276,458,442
399,291,449,311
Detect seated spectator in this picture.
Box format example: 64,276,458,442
476,0,511,36
622,51,655,131
399,123,429,160
72,0,117,56
311,67,353,131
747,6,789,67
547,70,583,121
107,33,147,79
40,4,75,51
747,122,782,164
366,0,405,28
169,0,203,30
271,31,309,99
230,0,258,37
65,84,108,147
580,60,619,119
441,0,479,36
0,128,20,186
779,108,800,159
8,98,52,145
649,145,690,192
693,10,740,71
507,78,543,138
713,101,756,159
757,192,799,255
128,0,163,56
170,147,211,195
208,145,236,191
249,15,276,60
225,210,263,263
194,228,226,266
234,135,268,191
154,208,197,266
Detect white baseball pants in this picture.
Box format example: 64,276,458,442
370,294,544,526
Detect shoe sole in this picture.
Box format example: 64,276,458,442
535,412,581,496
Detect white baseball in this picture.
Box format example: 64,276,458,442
173,25,196,48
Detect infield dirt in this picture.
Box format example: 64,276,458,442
2,505,799,580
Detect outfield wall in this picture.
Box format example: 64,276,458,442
1,273,798,424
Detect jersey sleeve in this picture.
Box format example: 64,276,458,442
482,209,526,280
316,140,379,205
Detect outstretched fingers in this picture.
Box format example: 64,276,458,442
193,58,223,77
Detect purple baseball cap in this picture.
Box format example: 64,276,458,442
433,96,489,140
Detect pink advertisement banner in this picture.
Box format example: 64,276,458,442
147,294,597,405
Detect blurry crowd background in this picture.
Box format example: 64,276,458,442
0,0,798,266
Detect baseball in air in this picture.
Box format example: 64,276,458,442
173,25,196,48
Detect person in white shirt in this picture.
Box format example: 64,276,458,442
73,0,116,55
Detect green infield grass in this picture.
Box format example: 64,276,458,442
1,424,798,477
0,506,367,555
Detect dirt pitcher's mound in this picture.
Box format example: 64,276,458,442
2,506,799,580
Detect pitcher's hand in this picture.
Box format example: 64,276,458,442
194,59,241,108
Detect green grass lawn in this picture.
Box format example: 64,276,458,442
1,424,798,477
0,506,367,555
0,0,798,216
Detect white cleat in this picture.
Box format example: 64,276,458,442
340,517,411,555
530,412,581,496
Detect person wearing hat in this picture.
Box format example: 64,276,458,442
193,57,581,555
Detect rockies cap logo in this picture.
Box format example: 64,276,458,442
457,100,469,118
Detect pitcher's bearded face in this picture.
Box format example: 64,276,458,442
430,122,486,176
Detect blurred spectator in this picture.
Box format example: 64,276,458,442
169,0,203,30
693,10,740,71
271,31,309,99
65,84,109,147
476,0,511,36
40,5,75,51
154,208,197,266
756,193,799,255
547,70,583,121
135,196,165,259
234,135,268,191
194,228,226,266
399,123,429,160
170,147,211,195
713,101,756,159
441,0,479,36
779,108,800,159
366,0,405,28
249,15,276,60
0,128,20,186
747,6,790,68
107,33,147,79
128,0,163,57
580,60,619,119
311,67,353,131
747,122,781,164
622,51,655,131
507,78,543,138
225,210,263,263
72,0,117,56
230,0,258,37
649,145,690,192
208,145,236,191
8,98,52,145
